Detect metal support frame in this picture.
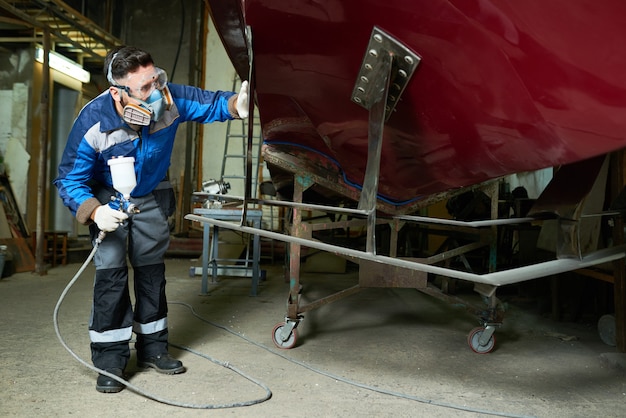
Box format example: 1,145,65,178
358,49,391,254
353,26,422,254
286,175,309,319
276,29,421,324
186,183,626,351
186,212,626,287
186,26,626,351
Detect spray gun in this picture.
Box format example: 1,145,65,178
95,156,140,244
107,156,140,214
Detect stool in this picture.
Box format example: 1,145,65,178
31,231,68,267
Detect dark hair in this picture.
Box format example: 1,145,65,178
103,45,154,85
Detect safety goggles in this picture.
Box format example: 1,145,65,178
114,67,168,100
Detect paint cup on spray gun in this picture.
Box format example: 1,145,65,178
107,156,138,213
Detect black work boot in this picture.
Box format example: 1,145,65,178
95,368,125,393
137,353,186,374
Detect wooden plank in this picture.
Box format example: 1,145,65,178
0,175,29,237
576,268,614,284
0,237,35,273
0,204,12,238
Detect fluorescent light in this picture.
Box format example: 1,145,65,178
35,46,90,83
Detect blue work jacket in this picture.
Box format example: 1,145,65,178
54,83,236,224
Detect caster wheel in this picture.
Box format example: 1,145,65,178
272,322,297,349
468,326,495,354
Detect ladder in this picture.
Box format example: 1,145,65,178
220,75,263,199
219,75,281,263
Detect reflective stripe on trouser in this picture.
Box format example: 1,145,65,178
89,187,172,369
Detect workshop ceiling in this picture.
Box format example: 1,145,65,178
0,0,121,73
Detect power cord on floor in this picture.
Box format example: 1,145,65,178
53,240,271,409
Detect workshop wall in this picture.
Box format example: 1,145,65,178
0,1,242,238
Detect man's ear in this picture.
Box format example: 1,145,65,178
109,86,121,102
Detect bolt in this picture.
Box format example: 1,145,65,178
369,49,378,58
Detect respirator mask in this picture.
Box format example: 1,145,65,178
108,56,172,126
121,82,173,126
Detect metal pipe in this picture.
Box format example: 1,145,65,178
185,213,626,287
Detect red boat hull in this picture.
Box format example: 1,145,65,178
210,0,626,210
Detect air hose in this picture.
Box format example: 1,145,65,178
52,231,272,409
54,234,532,417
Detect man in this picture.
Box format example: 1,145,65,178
54,45,249,393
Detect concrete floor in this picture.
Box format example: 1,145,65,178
1,257,625,417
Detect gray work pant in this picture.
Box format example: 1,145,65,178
88,183,174,370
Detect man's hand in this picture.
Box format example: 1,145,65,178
236,80,249,119
93,205,128,232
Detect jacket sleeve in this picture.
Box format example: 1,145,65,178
168,83,238,123
53,119,101,224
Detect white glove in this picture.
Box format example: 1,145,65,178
93,205,128,232
236,80,249,119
